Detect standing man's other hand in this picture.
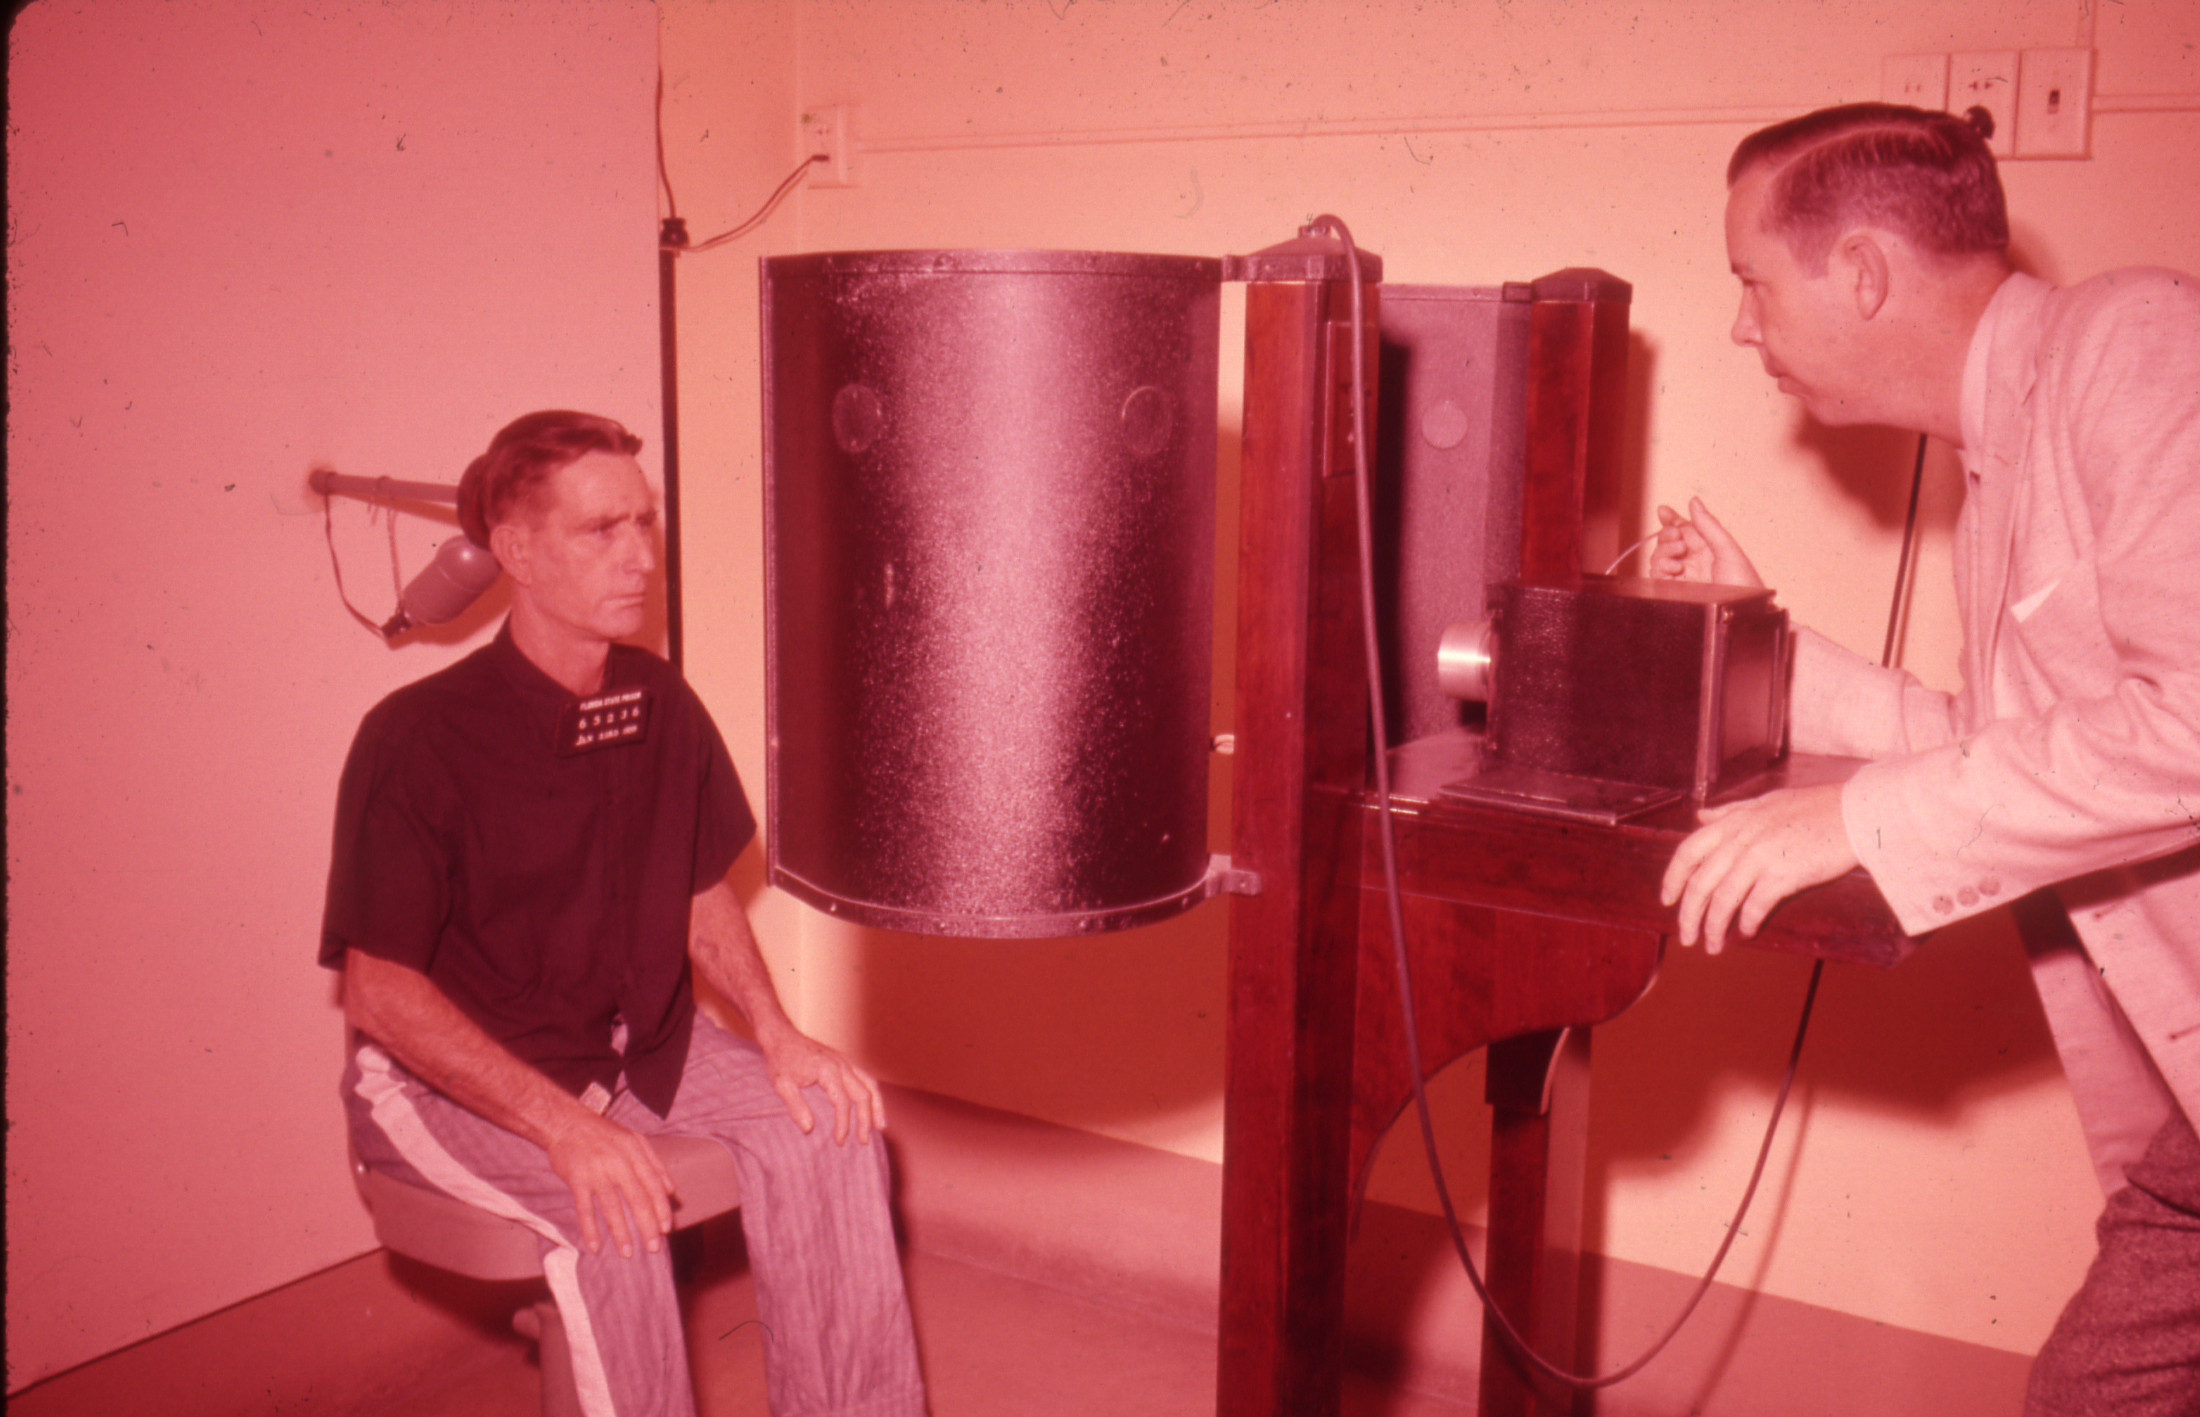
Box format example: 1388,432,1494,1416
1651,497,1766,589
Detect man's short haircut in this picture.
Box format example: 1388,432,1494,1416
457,410,644,547
1729,103,2009,270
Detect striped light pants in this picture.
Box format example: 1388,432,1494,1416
345,1014,927,1417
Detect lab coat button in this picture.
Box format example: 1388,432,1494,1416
1932,894,1955,916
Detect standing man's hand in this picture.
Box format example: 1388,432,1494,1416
542,1107,678,1259
1652,498,1766,589
754,1020,886,1146
1660,785,1858,952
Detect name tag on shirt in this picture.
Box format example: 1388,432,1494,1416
558,686,652,756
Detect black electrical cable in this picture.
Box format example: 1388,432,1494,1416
652,57,821,254
1884,434,1930,668
659,226,686,672
650,151,821,667
655,67,681,222
677,156,824,253
1314,213,1930,1391
652,63,824,667
320,479,415,640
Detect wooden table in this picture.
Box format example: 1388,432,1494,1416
1368,733,1910,1415
1222,727,1913,1417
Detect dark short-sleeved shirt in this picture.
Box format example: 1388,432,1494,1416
320,623,754,1116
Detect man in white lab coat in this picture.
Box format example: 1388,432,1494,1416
1656,104,2200,1414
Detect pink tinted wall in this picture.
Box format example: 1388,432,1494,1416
4,0,660,1389
649,0,2200,1358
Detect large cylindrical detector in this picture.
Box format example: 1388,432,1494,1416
762,249,1223,936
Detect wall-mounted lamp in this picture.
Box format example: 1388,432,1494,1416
308,468,502,639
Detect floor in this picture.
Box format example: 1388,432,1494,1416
10,1212,1474,1417
394,1233,1475,1417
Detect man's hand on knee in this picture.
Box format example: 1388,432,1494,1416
544,1108,678,1258
756,1022,886,1147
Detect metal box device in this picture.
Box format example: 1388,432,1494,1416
1441,575,1790,821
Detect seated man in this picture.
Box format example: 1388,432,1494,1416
1656,106,2200,1413
321,411,926,1417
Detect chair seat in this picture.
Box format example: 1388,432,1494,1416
356,1133,744,1281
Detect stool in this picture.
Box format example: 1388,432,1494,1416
352,1134,743,1417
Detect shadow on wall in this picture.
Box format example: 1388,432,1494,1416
848,903,1230,1144
1786,417,1954,535
1580,906,2060,1250
1342,906,2059,1411
1610,330,1658,572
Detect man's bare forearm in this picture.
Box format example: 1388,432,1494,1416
344,948,678,1255
688,878,798,1045
343,948,592,1147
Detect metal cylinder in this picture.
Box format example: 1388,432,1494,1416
1435,619,1496,703
762,249,1223,936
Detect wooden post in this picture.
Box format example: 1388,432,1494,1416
1520,270,1633,582
1218,243,1381,1417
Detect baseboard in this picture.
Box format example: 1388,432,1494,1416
882,1083,2035,1416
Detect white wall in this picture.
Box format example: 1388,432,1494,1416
5,0,661,1388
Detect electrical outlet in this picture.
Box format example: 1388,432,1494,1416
801,103,856,188
2016,48,2093,159
1882,53,1950,110
1950,51,2018,157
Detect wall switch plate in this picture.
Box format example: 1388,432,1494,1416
1951,51,2019,157
801,103,857,187
1883,52,1950,110
2016,48,2093,158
